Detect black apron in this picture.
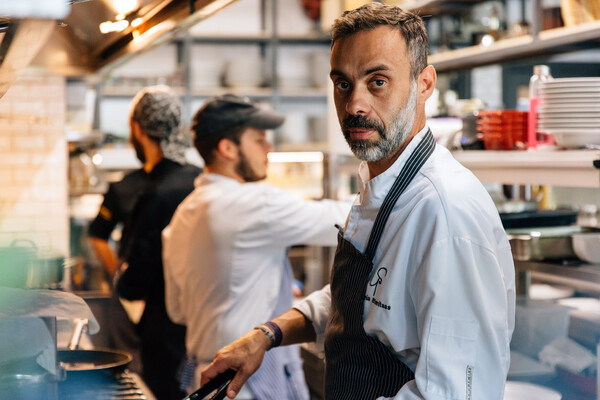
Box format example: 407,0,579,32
324,130,435,400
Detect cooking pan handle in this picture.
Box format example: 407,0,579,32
67,318,88,350
182,369,236,400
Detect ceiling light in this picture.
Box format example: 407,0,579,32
113,0,138,15
131,18,142,28
99,19,129,34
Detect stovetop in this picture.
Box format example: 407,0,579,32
58,370,155,400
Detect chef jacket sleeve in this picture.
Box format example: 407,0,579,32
162,224,185,325
264,191,350,247
383,237,512,400
293,284,331,350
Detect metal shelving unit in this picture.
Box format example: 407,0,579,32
429,20,600,73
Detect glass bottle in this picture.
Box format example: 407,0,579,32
528,65,553,148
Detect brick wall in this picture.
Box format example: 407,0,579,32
0,72,69,256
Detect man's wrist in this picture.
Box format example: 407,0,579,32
254,325,276,350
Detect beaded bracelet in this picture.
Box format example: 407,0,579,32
254,325,276,349
264,321,282,348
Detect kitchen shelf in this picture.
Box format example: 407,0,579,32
429,20,600,73
177,32,331,45
100,85,327,99
515,260,600,294
403,0,486,15
101,86,186,97
452,150,600,188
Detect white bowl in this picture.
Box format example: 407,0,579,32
572,232,600,264
504,381,561,400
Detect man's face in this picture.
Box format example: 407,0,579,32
234,128,273,182
330,26,418,162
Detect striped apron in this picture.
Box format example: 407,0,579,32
324,130,435,400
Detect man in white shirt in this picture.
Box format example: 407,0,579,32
201,4,515,400
162,94,350,399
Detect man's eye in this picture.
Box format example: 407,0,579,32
372,79,386,88
336,81,350,91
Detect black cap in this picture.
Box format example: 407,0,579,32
192,94,285,138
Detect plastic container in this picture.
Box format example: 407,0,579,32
528,65,555,148
478,110,528,150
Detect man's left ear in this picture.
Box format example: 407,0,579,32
417,65,437,105
131,120,146,140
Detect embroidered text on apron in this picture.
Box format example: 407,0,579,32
324,130,435,400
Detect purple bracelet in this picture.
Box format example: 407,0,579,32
264,321,282,348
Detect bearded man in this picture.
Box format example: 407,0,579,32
200,4,515,400
162,94,351,399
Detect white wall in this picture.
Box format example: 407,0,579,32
0,74,69,255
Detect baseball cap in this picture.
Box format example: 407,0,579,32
192,94,285,138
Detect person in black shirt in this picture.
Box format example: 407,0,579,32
88,153,150,376
114,85,201,400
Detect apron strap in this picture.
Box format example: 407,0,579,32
364,129,436,262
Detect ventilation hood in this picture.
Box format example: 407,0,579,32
0,0,237,98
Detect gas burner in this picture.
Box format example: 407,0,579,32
59,370,153,400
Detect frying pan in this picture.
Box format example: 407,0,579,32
57,348,132,373
58,318,132,374
182,369,236,400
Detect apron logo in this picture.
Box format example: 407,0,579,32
365,267,391,310
369,267,388,296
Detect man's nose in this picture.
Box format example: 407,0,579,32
345,86,370,116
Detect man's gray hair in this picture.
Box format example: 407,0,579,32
130,85,187,164
331,3,429,80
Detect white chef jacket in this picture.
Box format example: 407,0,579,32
295,127,516,400
162,173,350,396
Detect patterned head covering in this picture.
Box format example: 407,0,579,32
130,85,187,164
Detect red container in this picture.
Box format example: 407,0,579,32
478,110,528,150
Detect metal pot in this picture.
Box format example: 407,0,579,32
0,240,67,289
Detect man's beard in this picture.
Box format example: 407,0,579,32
235,149,265,183
341,82,417,162
131,135,146,164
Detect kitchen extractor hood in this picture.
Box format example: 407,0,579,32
0,0,237,98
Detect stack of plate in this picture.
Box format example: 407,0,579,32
538,77,600,148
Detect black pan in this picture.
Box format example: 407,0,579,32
57,348,132,373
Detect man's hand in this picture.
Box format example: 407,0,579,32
200,328,272,399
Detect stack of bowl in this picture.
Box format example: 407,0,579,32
478,110,528,150
538,77,600,148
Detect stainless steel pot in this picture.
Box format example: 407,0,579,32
0,240,67,289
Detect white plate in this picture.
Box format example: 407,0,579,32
541,100,600,107
538,118,600,123
504,381,561,400
551,131,600,148
540,87,600,95
541,93,600,100
540,77,600,86
539,105,600,113
539,123,600,129
538,111,600,117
